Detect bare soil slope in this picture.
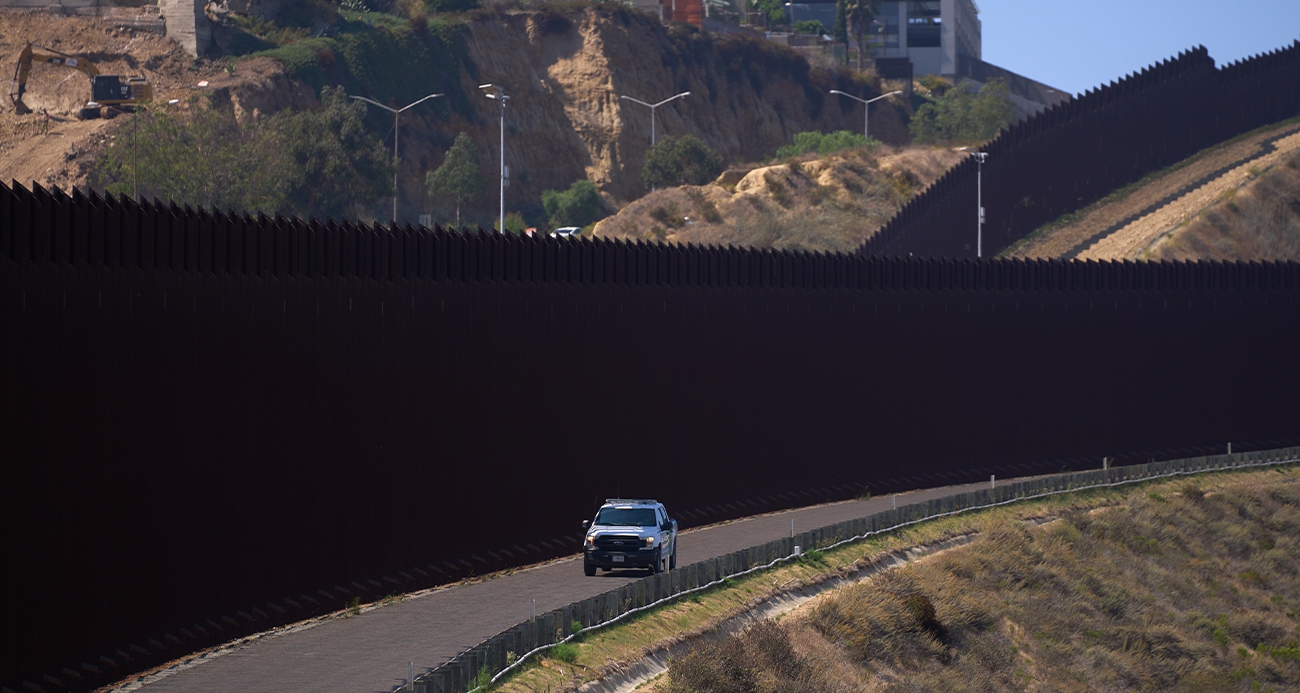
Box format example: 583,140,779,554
592,146,962,253
1007,119,1300,261
0,15,320,193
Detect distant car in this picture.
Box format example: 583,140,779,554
582,499,678,576
550,227,581,238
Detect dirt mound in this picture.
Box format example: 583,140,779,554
0,14,294,191
593,146,962,253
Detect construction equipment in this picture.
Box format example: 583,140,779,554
9,42,152,119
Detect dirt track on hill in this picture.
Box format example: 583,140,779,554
0,15,311,194
1008,120,1300,261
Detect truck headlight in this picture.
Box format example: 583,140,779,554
585,535,595,547
644,536,656,546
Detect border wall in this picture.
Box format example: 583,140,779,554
858,42,1300,258
3,181,1300,691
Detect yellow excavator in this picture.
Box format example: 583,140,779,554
9,42,152,119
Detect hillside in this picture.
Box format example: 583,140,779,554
1,6,908,226
1006,119,1300,262
593,145,962,253
0,15,317,192
647,471,1300,693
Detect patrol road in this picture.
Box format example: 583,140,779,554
135,477,1022,693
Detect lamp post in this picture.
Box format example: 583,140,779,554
618,91,691,148
349,92,444,223
956,147,989,258
828,89,901,141
479,84,509,234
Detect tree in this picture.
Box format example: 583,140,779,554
426,132,486,229
98,89,393,220
750,0,787,26
541,179,602,229
909,79,1017,144
846,0,878,71
642,135,725,190
270,85,392,220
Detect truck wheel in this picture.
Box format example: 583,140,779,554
584,561,596,577
650,549,662,575
670,549,677,570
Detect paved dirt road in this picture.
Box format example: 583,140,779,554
1009,120,1300,260
127,477,1017,693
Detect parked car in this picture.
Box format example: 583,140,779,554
551,227,581,238
582,499,677,576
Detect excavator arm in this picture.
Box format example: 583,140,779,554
9,42,102,114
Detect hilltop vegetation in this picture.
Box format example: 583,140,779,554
661,474,1300,693
594,145,963,253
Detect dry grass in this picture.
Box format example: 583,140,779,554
665,470,1300,693
591,146,963,254
489,467,1299,693
1153,150,1300,261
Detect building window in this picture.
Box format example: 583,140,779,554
880,1,900,48
907,0,940,47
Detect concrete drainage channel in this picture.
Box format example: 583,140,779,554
579,532,979,693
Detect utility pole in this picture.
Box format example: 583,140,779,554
350,92,444,223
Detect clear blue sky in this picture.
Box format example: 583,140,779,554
978,0,1300,96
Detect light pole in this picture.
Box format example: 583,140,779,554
956,147,989,258
828,89,901,141
479,84,509,234
349,92,444,223
618,91,691,148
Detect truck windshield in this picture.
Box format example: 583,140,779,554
594,508,657,527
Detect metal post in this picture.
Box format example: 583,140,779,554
393,110,399,223
498,95,504,233
407,662,413,691
977,154,983,258
990,474,996,489
789,519,793,538
1228,442,1232,454
828,90,900,143
530,599,536,622
891,494,896,509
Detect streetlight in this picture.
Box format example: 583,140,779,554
479,83,509,234
618,91,691,147
350,92,444,223
956,146,989,258
828,89,901,141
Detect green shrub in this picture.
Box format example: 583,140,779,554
776,129,878,159
96,87,391,220
642,135,725,189
541,179,603,229
793,19,826,35
550,642,579,663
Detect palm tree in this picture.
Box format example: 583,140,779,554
846,0,878,71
